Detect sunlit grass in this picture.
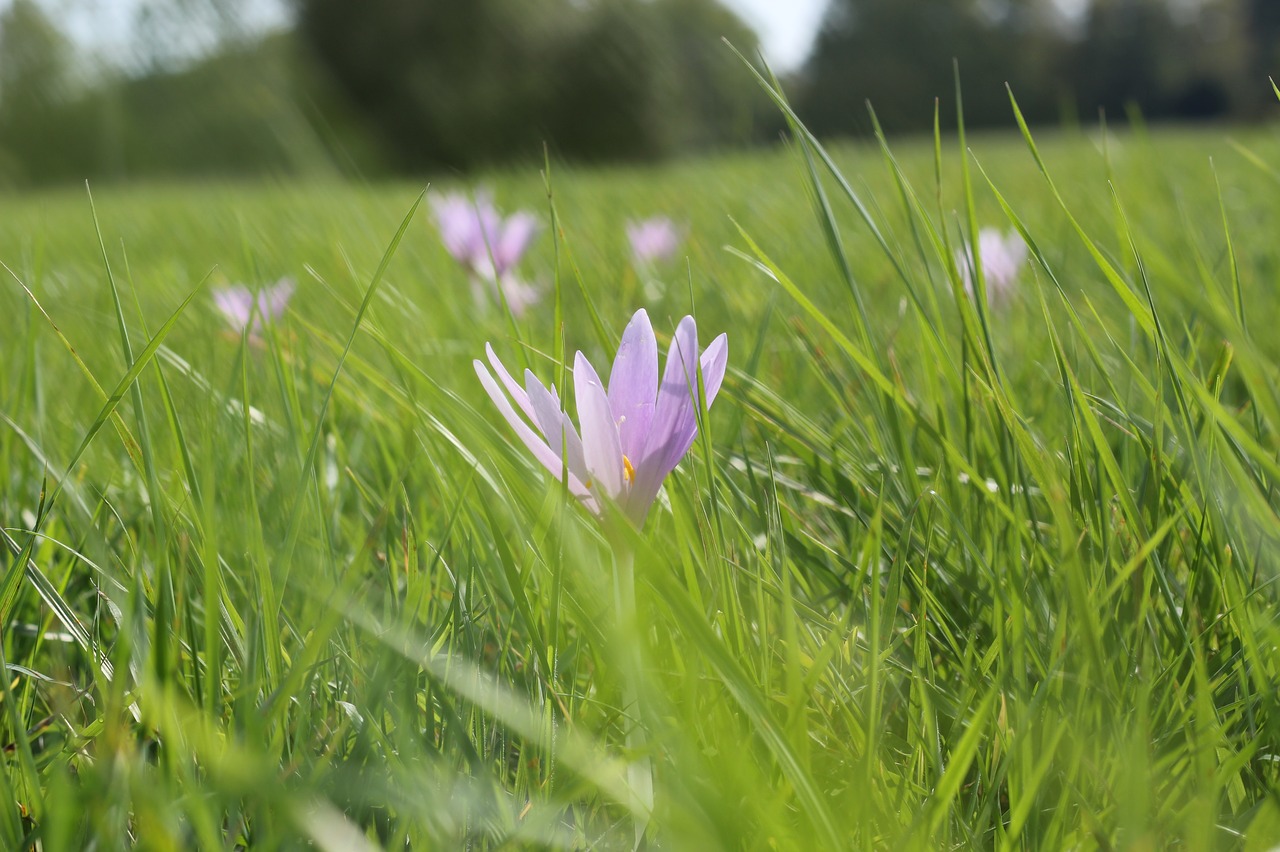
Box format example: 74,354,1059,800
1,105,1279,849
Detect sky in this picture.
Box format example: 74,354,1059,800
14,0,830,74
724,0,828,71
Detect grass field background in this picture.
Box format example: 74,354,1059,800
2,105,1280,849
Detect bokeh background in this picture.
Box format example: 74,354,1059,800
1,0,1277,186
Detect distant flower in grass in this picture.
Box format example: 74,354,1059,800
431,190,541,315
213,277,294,336
627,217,682,266
475,308,728,526
481,274,541,318
956,228,1028,306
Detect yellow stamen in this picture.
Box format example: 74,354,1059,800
623,455,636,487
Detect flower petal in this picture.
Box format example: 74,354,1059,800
574,351,624,500
525,369,588,484
627,217,681,264
699,332,728,409
264,278,295,319
475,359,593,502
485,342,536,423
608,308,659,460
214,286,253,331
432,194,484,265
494,212,539,275
629,315,700,519
654,332,728,481
475,203,505,269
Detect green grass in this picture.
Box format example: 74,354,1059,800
2,106,1280,849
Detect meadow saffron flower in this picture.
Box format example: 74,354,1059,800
627,217,682,265
475,308,728,526
431,191,538,277
213,277,294,334
956,228,1027,306
431,190,540,314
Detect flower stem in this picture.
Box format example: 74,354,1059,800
613,541,652,848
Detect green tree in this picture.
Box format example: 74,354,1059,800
650,0,774,149
798,0,1071,135
0,0,76,183
0,0,70,111
293,0,763,171
1245,0,1280,112
1071,0,1180,118
1068,0,1256,122
796,0,1268,137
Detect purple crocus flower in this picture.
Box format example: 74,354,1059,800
475,308,728,526
431,191,541,316
956,228,1028,306
213,277,295,335
627,217,682,265
431,190,540,280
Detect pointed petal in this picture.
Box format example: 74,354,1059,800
264,278,295,319
475,359,592,500
526,369,588,484
652,332,728,488
432,194,483,265
575,351,624,500
629,315,700,518
214,286,253,331
475,204,505,268
699,332,728,409
608,309,659,459
485,343,535,423
495,212,539,275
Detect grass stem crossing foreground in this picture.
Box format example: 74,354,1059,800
0,111,1278,847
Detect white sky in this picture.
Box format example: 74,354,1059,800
724,0,828,71
10,0,828,73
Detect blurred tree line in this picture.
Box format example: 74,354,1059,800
0,0,1278,186
0,0,769,185
797,0,1277,135
295,0,767,170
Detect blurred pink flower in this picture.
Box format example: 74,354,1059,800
627,217,682,265
431,191,541,315
213,277,294,335
431,191,540,311
956,228,1028,306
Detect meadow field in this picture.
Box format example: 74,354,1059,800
1,102,1280,849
